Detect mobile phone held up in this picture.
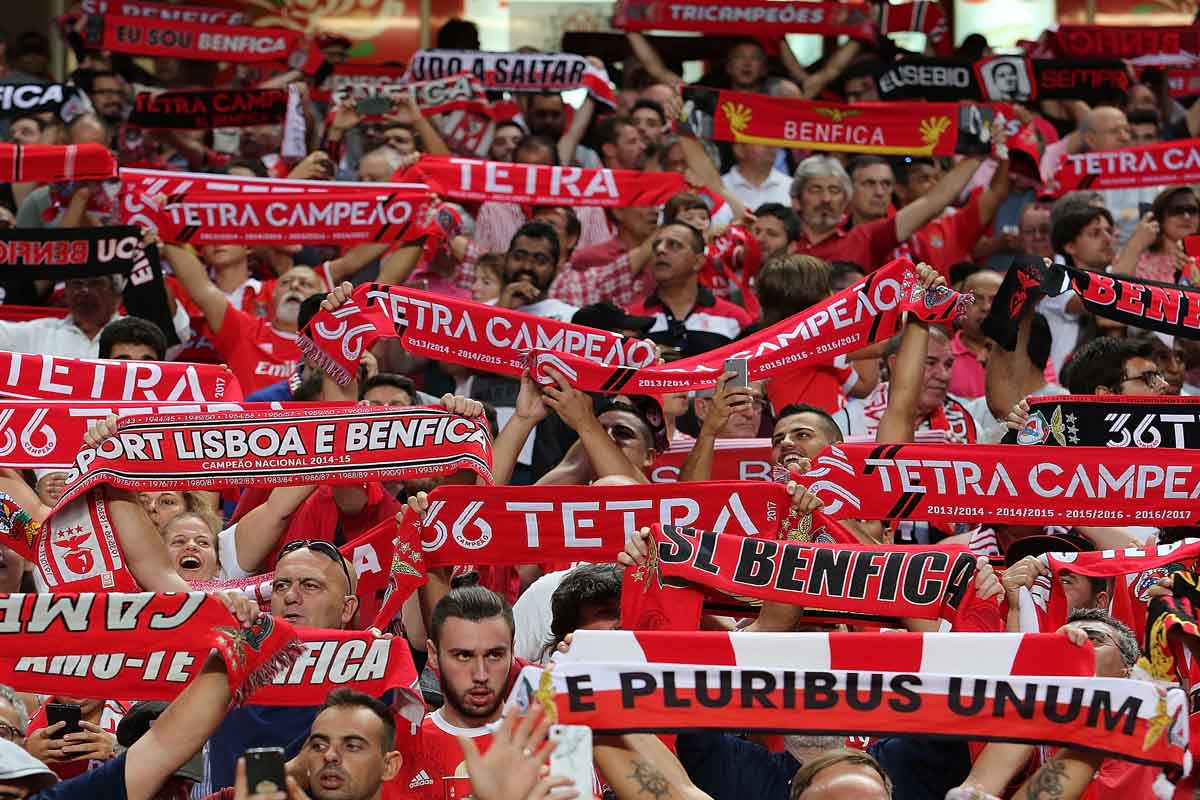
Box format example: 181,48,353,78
723,356,750,389
356,95,394,116
244,747,286,795
549,724,593,797
44,704,82,739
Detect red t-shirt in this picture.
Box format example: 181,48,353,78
794,216,899,272
211,302,302,394
897,191,986,276
768,357,857,415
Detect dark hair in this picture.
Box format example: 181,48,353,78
892,155,938,186
222,158,268,178
542,563,622,657
776,402,843,444
317,688,396,752
663,192,711,223
495,119,527,137
846,154,892,181
790,748,891,800
532,205,583,249
595,114,636,152
1127,107,1161,128
1066,607,1138,667
753,203,801,243
756,254,832,324
98,317,167,360
948,261,982,289
359,373,416,403
829,260,865,286
1027,312,1052,371
508,220,561,267
515,134,559,166
630,98,665,125
298,294,326,333
8,112,43,132
1063,336,1157,394
436,18,480,50
430,586,515,647
660,220,706,254
1149,185,1200,252
1051,204,1114,256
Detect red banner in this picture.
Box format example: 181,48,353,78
101,15,304,63
0,353,240,402
81,0,250,25
1049,25,1200,61
400,155,688,208
1047,138,1200,195
0,143,116,183
613,0,874,38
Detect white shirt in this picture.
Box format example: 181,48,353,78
1038,291,1080,380
0,305,191,360
512,566,579,662
520,297,579,322
721,165,792,211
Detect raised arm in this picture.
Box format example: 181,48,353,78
894,157,983,242
796,40,862,99
230,485,318,574
625,32,682,85
539,366,648,483
396,91,451,156
558,95,596,167
679,372,749,482
162,242,229,332
327,242,391,284
984,302,1041,421
876,264,942,443
490,374,549,486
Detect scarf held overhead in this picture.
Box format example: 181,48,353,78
99,15,304,63
143,189,433,247
1004,395,1200,449
876,57,1132,105
50,405,493,512
0,143,115,183
332,74,494,120
0,353,241,402
403,50,616,108
1048,262,1200,342
398,155,688,208
80,0,250,25
0,225,144,280
611,0,875,38
677,87,1001,155
299,282,658,387
526,259,971,394
0,84,87,118
798,442,1200,526
1047,138,1200,195
128,89,288,129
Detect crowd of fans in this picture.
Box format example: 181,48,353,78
0,4,1198,800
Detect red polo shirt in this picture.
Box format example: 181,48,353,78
794,216,898,272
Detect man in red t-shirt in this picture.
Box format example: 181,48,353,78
163,244,328,394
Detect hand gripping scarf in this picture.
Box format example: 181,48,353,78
402,50,617,108
1048,139,1200,196
0,400,345,469
0,592,302,706
981,254,1054,351
797,442,1200,527
0,353,241,402
142,189,433,247
0,625,421,717
356,482,860,628
612,0,875,38
676,86,1002,156
128,88,288,129
512,630,1189,772
49,406,492,513
0,143,115,183
1003,395,1200,449
98,15,304,63
526,259,972,394
397,154,688,208
299,282,658,387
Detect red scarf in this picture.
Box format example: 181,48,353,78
1047,25,1200,63
878,1,951,57
403,50,617,108
648,439,774,483
527,259,971,394
0,400,346,469
0,143,115,183
98,15,304,63
518,642,1188,772
1047,138,1200,196
799,443,1200,526
0,353,241,401
612,0,874,38
300,283,658,386
81,0,250,25
398,155,688,208
141,189,432,247
0,592,302,706
678,87,999,155
50,406,493,511
0,626,420,715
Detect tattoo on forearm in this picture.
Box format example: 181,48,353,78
629,757,670,800
1025,756,1068,800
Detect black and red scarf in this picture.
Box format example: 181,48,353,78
128,89,288,130
1004,395,1200,449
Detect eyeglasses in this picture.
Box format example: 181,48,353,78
1121,369,1167,388
0,722,21,742
1019,224,1051,236
279,539,353,590
1077,626,1119,649
1166,204,1200,217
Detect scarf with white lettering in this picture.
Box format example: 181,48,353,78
0,400,343,469
0,84,88,118
0,626,420,715
877,1,951,57
798,442,1200,526
331,73,496,120
49,406,493,512
526,259,971,394
299,282,659,387
1045,25,1200,65
0,143,116,183
398,154,689,208
0,592,303,706
96,15,304,63
612,0,875,38
1004,395,1200,449
402,50,617,108
140,188,433,247
515,631,1189,772
1047,138,1200,196
877,57,1132,105
81,0,249,25
128,89,288,129
1046,262,1200,342
0,353,241,402
676,87,1001,156
355,481,856,629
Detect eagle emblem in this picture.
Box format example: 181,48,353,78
814,107,862,124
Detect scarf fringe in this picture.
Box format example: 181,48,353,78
297,333,352,386
232,637,306,707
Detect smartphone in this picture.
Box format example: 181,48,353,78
44,704,82,739
1140,201,1154,218
244,747,286,795
723,357,750,389
356,95,394,116
548,724,593,797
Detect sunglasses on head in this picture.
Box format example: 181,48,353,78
279,539,353,589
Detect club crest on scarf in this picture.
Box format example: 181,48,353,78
1016,407,1069,446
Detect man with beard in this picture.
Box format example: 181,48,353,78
494,221,577,320
86,70,127,130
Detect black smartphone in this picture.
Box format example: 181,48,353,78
356,95,394,116
44,703,82,738
244,747,286,794
1140,201,1154,219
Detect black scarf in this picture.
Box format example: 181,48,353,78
1003,394,1200,448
